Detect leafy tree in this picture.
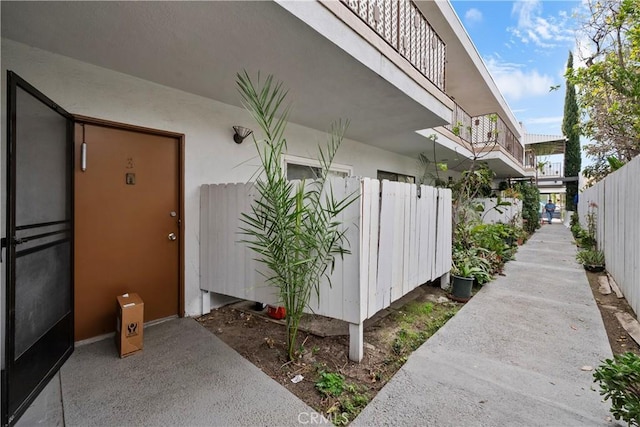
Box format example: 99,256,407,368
236,71,357,360
568,0,640,182
563,52,581,211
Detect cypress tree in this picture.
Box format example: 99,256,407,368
563,51,581,211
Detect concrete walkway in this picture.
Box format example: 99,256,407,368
353,223,616,426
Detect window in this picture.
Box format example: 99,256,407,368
377,170,415,183
283,154,352,180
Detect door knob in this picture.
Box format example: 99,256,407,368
168,233,177,241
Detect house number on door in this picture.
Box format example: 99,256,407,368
126,157,135,169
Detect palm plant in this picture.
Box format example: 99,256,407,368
236,71,357,360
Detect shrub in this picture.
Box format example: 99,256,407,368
593,352,640,426
514,182,541,234
576,249,605,266
570,211,580,228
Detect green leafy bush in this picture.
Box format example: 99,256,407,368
593,352,640,426
514,182,541,234
570,211,580,228
471,224,509,255
570,222,583,239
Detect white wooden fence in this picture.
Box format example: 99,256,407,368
476,198,523,226
579,156,640,317
200,177,452,361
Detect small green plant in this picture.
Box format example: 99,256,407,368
392,328,428,355
315,371,346,397
570,211,580,228
593,352,640,426
571,221,584,240
576,249,605,266
391,308,459,358
451,247,493,284
341,391,370,414
450,259,483,279
585,202,599,248
451,121,465,138
404,301,434,316
314,370,370,424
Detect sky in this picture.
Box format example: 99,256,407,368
450,0,586,138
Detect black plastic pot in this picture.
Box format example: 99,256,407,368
583,264,605,273
451,275,474,302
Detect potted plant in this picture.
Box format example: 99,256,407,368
450,255,483,302
576,249,605,272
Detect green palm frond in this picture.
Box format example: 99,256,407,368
236,71,358,360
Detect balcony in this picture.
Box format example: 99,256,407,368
443,103,524,168
471,113,523,164
340,0,446,91
523,135,566,183
538,162,564,178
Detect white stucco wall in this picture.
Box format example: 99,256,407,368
1,39,425,318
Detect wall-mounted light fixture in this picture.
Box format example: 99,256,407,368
233,126,253,144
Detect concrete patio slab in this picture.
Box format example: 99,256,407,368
59,317,315,426
19,317,316,427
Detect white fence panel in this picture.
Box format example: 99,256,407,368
579,156,640,316
306,177,362,324
200,177,453,358
376,180,395,311
437,188,453,278
425,186,439,281
477,197,523,225
361,179,380,320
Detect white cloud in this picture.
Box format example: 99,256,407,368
484,56,556,101
508,0,575,49
464,8,483,25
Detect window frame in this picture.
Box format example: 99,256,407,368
282,154,353,180
377,169,416,183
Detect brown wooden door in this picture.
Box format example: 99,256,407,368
74,123,180,341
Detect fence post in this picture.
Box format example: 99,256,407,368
440,272,450,290
201,290,210,314
349,322,364,362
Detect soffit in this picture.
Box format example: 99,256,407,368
1,1,446,143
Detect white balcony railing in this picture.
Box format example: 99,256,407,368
341,0,446,91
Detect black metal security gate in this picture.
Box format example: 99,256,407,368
2,72,74,426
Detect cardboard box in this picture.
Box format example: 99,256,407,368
116,293,144,358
